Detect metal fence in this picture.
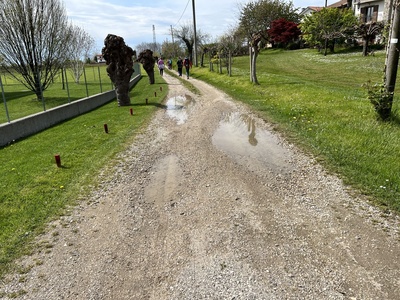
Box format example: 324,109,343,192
0,64,114,124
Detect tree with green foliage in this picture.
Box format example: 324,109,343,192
238,0,299,84
300,7,358,56
0,0,73,100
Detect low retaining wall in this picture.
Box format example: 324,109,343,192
0,65,141,147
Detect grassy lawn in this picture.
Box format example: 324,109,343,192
0,71,168,279
0,65,114,123
191,48,400,213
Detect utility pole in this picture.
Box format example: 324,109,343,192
385,1,400,117
171,25,175,58
192,0,198,66
153,25,157,54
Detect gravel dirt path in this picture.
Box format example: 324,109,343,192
1,73,400,299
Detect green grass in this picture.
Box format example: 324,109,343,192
0,65,114,123
0,71,168,279
191,48,400,212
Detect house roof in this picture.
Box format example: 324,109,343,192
299,6,323,16
328,0,348,8
309,6,324,11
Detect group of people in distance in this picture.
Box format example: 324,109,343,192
157,56,192,79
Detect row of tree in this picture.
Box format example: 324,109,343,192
0,0,95,100
159,1,384,85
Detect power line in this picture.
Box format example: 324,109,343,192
174,0,190,27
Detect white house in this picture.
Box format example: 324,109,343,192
352,0,387,22
300,0,389,23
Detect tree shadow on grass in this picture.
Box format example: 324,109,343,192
3,91,34,102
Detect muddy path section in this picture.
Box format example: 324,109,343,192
1,73,400,300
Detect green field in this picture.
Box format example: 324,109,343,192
192,48,400,213
0,65,114,123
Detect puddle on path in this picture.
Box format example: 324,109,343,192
212,112,293,174
165,95,195,125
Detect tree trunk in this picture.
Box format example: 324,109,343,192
249,46,253,82
250,46,259,84
144,67,155,84
34,72,43,101
228,50,232,77
362,38,369,56
324,38,328,56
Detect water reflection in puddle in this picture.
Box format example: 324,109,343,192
165,95,195,124
212,112,292,173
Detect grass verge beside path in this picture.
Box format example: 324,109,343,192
0,73,168,279
191,48,400,213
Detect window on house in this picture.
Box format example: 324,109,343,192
361,5,379,23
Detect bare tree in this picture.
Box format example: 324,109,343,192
0,0,73,100
174,24,209,62
68,25,95,84
136,42,161,57
218,28,245,76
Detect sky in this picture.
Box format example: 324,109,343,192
63,0,333,54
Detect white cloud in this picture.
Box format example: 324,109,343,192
63,0,327,52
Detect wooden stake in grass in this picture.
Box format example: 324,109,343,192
54,154,61,167
130,108,133,115
104,123,109,133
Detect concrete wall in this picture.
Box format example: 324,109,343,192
0,64,141,147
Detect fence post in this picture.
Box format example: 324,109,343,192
83,67,89,98
0,75,10,123
64,68,71,103
98,66,103,93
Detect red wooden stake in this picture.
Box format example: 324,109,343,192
55,154,61,167
130,108,133,115
104,123,108,133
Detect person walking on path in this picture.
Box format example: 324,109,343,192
158,58,165,76
176,57,183,77
183,57,192,79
